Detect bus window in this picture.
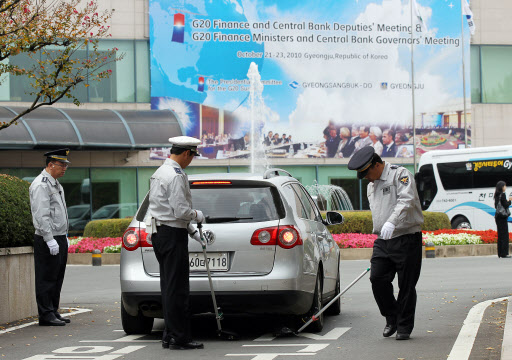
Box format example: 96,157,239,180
472,159,512,188
416,164,438,210
437,162,474,190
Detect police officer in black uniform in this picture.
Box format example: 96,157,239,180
29,149,71,326
348,147,423,340
148,136,205,350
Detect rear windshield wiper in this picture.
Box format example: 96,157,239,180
206,216,253,223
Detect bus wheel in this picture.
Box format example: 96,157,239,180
452,216,471,229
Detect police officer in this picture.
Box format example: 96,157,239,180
148,136,205,350
348,147,423,340
29,149,71,326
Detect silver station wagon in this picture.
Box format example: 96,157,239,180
120,169,344,334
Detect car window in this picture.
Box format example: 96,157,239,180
297,184,323,222
290,184,316,221
282,184,306,217
191,187,279,223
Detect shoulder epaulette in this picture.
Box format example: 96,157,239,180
390,165,401,169
41,177,48,183
174,167,183,174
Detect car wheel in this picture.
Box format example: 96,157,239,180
307,273,324,333
121,299,154,335
326,263,341,316
451,216,471,229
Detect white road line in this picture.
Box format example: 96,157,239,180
448,296,508,360
243,344,329,353
253,327,350,341
80,334,159,343
0,307,92,335
226,353,316,360
501,296,512,360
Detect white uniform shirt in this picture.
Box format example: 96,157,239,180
367,162,423,239
29,169,68,241
148,159,197,229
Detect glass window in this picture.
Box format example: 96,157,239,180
291,184,316,220
88,40,135,103
9,52,39,102
90,168,137,219
190,186,279,223
135,41,150,103
416,164,438,210
60,168,91,236
472,159,512,188
282,184,305,217
470,45,481,104
481,46,512,103
437,162,473,190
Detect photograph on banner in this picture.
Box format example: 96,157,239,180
149,0,471,161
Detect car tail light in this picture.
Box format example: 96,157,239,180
122,227,152,251
250,225,302,249
191,181,232,185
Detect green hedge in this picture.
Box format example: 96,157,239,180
325,211,450,234
83,218,133,238
0,174,34,248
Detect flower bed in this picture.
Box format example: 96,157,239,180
68,237,122,253
332,229,511,249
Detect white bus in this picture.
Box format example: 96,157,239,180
416,145,512,230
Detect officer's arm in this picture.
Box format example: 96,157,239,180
168,176,197,221
386,169,416,226
30,184,53,242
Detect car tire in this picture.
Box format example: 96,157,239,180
451,216,471,229
326,263,341,316
121,299,154,335
307,273,324,333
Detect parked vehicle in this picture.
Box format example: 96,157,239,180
92,203,138,220
416,145,512,230
68,204,91,237
120,169,344,334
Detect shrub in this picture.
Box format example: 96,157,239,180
0,174,34,248
83,218,132,238
325,210,450,234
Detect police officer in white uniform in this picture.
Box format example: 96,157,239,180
29,149,71,326
149,136,205,350
348,146,423,340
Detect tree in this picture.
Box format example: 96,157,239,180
0,0,123,131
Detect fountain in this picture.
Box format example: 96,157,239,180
305,182,354,211
246,62,270,174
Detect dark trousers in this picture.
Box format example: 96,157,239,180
152,225,191,344
370,232,422,334
34,235,68,321
495,217,510,257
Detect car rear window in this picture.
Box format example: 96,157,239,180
191,187,280,223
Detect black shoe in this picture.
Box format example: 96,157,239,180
503,255,511,258
171,341,204,350
55,313,71,323
162,338,175,349
39,318,66,326
383,323,397,337
396,333,410,340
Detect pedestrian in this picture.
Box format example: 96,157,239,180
29,149,71,326
494,181,511,258
148,136,205,350
348,147,424,340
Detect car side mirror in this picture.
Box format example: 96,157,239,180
324,211,344,226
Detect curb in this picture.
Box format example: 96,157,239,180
66,244,508,265
502,296,512,360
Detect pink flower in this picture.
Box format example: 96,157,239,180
68,237,122,253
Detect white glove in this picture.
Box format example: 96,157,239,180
194,210,205,223
191,230,204,245
67,237,70,247
380,222,396,240
47,239,60,255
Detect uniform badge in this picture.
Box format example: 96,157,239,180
174,167,182,174
383,186,390,195
399,176,409,185
42,177,48,183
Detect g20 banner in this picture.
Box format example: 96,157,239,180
149,0,471,160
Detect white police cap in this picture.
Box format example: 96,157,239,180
168,136,201,156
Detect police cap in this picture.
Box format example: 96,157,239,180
169,136,201,156
348,146,375,179
44,148,70,163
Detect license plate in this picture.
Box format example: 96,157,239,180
189,252,229,271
